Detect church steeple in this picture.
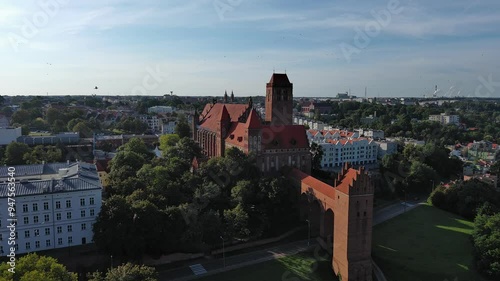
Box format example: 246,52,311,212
231,91,235,102
224,90,228,103
265,73,293,125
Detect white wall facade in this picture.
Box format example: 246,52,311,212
0,127,21,145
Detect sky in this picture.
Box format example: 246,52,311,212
0,0,499,97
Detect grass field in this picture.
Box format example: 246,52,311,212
197,251,338,281
372,203,487,281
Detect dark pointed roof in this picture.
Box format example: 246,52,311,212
268,73,291,85
219,105,230,121
246,109,261,129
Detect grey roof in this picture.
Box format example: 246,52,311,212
0,162,101,198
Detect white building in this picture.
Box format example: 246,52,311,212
356,129,384,140
429,113,460,125
375,140,398,159
318,138,378,169
0,127,22,145
307,129,359,143
0,115,9,128
139,115,162,132
161,121,177,135
148,106,175,114
0,162,102,255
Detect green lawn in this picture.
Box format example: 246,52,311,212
197,251,338,281
373,203,487,281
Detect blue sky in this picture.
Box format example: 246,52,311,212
1,0,499,97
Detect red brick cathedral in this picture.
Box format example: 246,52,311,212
193,73,311,174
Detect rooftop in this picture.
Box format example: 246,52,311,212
0,162,101,197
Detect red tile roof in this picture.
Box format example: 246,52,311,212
199,103,248,131
226,122,247,147
262,125,309,149
289,168,336,198
246,109,261,129
335,168,360,194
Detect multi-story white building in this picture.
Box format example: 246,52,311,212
307,129,359,143
0,127,21,145
0,115,9,128
0,162,102,255
375,140,398,159
429,113,460,125
161,120,178,135
139,115,162,132
318,138,378,169
148,106,175,114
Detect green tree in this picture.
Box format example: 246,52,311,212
159,134,180,151
88,263,157,281
118,138,153,160
11,109,31,125
224,203,250,240
0,253,77,281
174,115,191,138
4,142,30,165
72,121,93,138
472,210,500,278
93,196,139,257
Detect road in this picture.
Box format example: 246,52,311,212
159,200,424,281
159,240,316,281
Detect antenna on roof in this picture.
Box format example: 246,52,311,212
273,67,275,73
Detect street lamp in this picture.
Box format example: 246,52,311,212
220,236,225,268
305,219,311,246
110,255,113,269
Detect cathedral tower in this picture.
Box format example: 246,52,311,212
265,73,293,126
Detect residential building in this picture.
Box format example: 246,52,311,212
0,162,102,255
0,127,22,145
0,115,9,128
429,113,460,125
318,138,378,169
139,115,162,132
17,132,80,146
301,101,332,117
375,140,398,159
148,106,175,114
161,120,178,135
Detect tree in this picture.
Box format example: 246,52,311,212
23,145,62,164
4,142,30,165
93,195,139,257
88,263,157,281
118,138,153,160
159,134,180,151
0,253,77,281
224,203,250,240
72,121,93,138
11,109,31,125
310,142,323,171
472,210,500,279
174,115,191,138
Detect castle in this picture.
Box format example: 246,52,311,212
192,73,373,281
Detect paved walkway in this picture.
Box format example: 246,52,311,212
159,240,316,281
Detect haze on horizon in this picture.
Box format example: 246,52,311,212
1,0,499,98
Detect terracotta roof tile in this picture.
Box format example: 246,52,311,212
262,125,309,149
199,103,248,131
289,168,336,198
246,109,261,129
